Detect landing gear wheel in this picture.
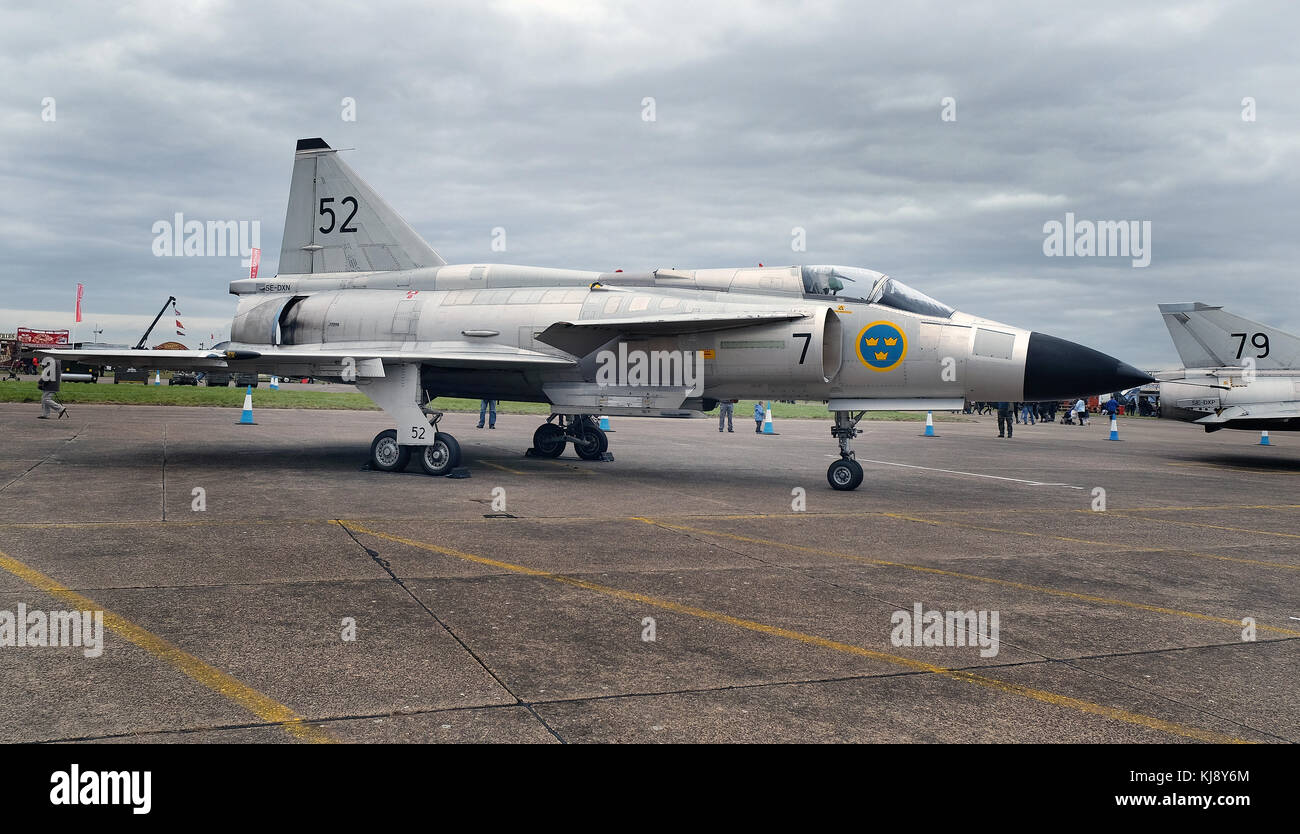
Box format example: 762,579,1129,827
370,429,411,472
573,422,607,460
827,458,864,491
533,423,567,458
417,433,462,476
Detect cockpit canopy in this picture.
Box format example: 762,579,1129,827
800,265,955,319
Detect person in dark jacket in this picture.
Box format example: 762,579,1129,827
996,401,1013,438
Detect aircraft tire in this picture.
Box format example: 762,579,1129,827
533,423,567,458
827,458,863,491
574,423,606,460
417,432,461,476
370,429,411,472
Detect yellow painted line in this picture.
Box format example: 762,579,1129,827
1109,513,1300,542
479,460,529,476
0,550,334,743
340,521,1250,743
637,517,1300,637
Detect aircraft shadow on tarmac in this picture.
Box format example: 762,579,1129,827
1174,452,1300,473
56,443,736,486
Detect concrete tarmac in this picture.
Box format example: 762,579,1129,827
0,402,1295,743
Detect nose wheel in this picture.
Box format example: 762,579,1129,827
827,409,867,491
827,457,864,491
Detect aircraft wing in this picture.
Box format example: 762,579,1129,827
38,348,234,370
535,310,809,356
1194,402,1300,423
38,344,575,374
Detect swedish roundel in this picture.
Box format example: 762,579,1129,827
856,321,908,372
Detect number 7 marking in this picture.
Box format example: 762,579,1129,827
793,332,812,364
1230,333,1247,359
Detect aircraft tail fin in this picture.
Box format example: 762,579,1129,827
1159,302,1300,370
278,138,445,275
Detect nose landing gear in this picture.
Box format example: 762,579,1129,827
827,409,866,491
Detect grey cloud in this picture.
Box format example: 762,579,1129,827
1,0,1297,367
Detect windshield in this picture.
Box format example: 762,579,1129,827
800,265,955,319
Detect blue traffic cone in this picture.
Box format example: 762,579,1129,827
922,410,937,437
599,414,611,431
1108,417,1120,440
1259,430,1271,446
153,370,161,386
269,375,280,391
762,401,776,434
237,386,256,425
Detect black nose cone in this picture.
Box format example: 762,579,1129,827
1023,332,1153,401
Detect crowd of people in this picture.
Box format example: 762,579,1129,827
966,394,1159,438
966,394,1158,420
966,401,1063,422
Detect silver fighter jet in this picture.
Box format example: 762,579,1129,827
1155,302,1300,433
45,139,1151,490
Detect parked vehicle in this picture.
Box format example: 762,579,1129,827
112,367,150,384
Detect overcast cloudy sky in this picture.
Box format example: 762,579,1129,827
2,0,1297,367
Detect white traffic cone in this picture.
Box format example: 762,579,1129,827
237,386,256,425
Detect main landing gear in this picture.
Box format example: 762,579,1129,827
530,414,609,461
368,408,462,476
827,410,866,491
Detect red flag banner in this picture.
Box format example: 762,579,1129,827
75,283,84,323
250,247,261,280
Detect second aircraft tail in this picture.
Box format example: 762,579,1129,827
1159,302,1300,370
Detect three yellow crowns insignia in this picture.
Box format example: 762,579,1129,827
856,321,907,371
